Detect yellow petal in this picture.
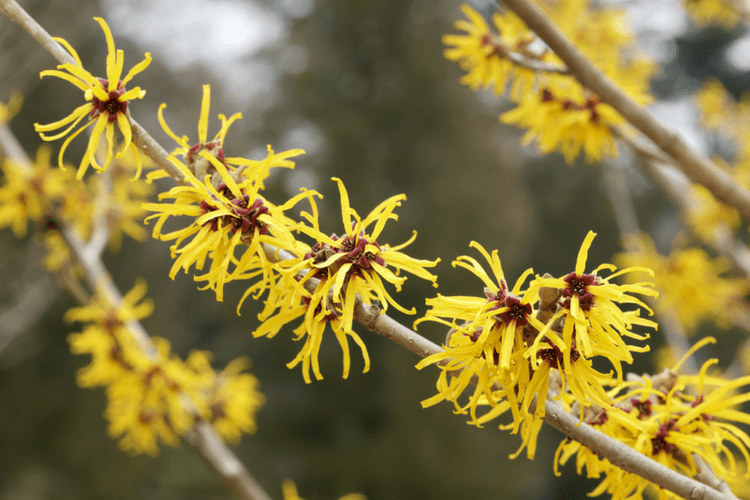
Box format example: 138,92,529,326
121,53,152,86
35,103,91,137
199,84,211,144
115,111,132,157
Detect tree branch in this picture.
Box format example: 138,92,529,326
2,0,744,497
0,110,270,500
352,299,739,500
500,0,750,221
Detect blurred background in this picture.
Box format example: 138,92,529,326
1,0,749,498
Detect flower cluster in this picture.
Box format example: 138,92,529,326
0,129,153,272
142,84,440,383
555,337,750,499
0,145,75,238
684,0,745,28
143,85,313,302
616,233,748,332
695,78,750,191
416,231,657,457
34,17,151,179
66,280,264,455
253,178,440,382
444,2,654,163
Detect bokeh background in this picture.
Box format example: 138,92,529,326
1,0,749,498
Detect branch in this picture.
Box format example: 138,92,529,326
483,32,568,74
59,201,271,500
614,127,750,278
2,0,743,497
613,126,750,379
0,115,270,500
352,299,739,500
500,0,750,221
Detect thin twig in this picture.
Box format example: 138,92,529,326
484,32,568,74
500,0,750,221
614,126,750,379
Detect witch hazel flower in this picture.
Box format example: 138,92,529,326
156,84,301,187
34,17,151,179
254,177,440,382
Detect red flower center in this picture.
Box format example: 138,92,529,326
91,79,127,122
199,184,269,238
536,340,580,370
499,295,532,326
561,272,598,311
307,230,386,281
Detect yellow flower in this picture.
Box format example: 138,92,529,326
143,152,313,302
155,84,299,186
40,231,75,272
616,233,747,332
685,0,743,28
296,177,440,330
254,268,373,383
686,184,741,243
66,279,155,385
256,177,439,382
281,479,367,500
695,78,734,131
0,90,23,123
500,77,626,164
528,231,656,388
0,146,66,237
67,280,264,455
34,17,151,179
185,351,265,445
416,241,542,425
445,2,654,165
557,338,750,498
694,78,750,186
418,232,656,441
443,5,553,99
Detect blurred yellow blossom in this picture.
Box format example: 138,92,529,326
0,146,75,238
281,479,367,500
443,4,558,99
684,0,744,28
617,233,748,332
66,280,264,455
0,90,23,123
686,184,741,243
445,2,654,164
